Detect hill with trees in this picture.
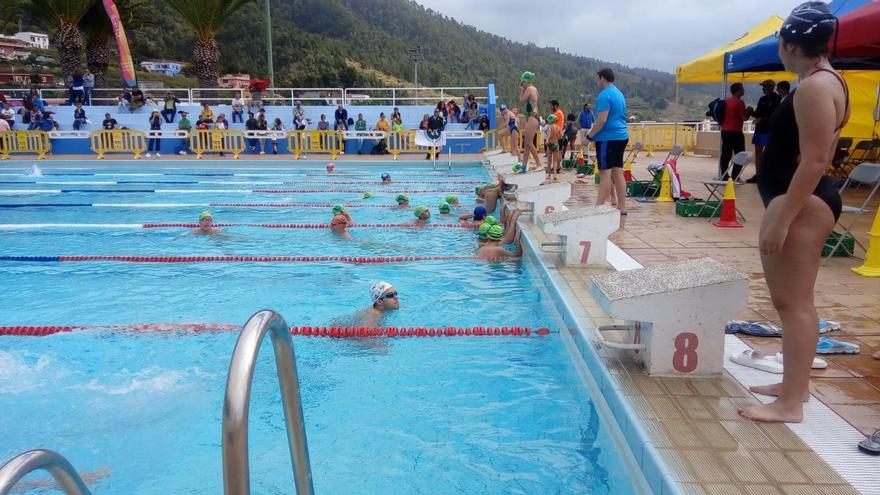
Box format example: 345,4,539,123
3,0,712,120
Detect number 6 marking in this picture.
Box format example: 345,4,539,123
579,241,591,263
672,332,698,373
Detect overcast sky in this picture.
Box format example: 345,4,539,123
413,0,804,73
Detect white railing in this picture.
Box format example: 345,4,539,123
343,87,488,107
46,130,91,139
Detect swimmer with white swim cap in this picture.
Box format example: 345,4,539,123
358,281,399,327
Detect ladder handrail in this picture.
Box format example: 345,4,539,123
0,449,92,495
222,310,314,495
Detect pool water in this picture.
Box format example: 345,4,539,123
0,164,639,494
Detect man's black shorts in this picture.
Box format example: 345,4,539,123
595,139,629,170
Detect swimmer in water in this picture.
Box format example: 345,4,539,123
381,172,392,183
437,201,451,215
357,281,400,327
444,194,460,207
330,204,354,239
476,221,492,245
396,194,410,208
178,210,223,237
413,205,431,224
474,182,502,214
476,224,522,259
460,205,487,226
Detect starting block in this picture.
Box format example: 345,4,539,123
487,153,516,167
516,182,571,222
502,170,545,190
538,206,619,265
482,149,505,161
588,257,748,376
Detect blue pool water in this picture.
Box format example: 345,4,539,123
0,163,639,494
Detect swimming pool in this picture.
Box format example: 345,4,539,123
0,162,641,494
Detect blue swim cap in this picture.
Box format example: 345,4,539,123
473,205,487,221
381,172,391,181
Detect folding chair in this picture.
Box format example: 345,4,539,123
829,137,853,179
848,139,876,165
643,145,683,198
822,162,880,265
697,151,752,220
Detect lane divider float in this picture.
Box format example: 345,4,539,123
0,255,491,264
0,188,474,195
0,202,476,209
0,323,552,338
0,223,475,230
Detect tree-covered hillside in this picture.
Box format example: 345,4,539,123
3,0,712,120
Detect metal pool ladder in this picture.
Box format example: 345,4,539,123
222,309,315,495
0,449,92,495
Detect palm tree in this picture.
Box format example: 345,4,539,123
79,0,151,85
29,0,94,79
162,0,256,88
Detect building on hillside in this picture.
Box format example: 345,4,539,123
0,36,31,60
0,72,55,85
218,73,251,89
139,60,185,77
14,32,50,50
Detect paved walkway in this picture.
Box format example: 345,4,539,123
564,153,880,437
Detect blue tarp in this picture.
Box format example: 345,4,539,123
724,0,873,74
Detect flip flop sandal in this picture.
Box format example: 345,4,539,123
774,352,828,369
859,429,880,455
729,349,784,374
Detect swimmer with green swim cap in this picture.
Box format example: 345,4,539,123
362,191,375,199
438,201,451,214
545,112,563,181
330,204,354,238
477,221,492,244
395,194,409,207
444,194,459,206
476,222,522,259
413,205,430,224
179,209,222,237
518,69,542,173
485,215,498,226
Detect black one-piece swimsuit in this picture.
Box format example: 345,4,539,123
758,69,847,222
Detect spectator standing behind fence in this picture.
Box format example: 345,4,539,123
271,117,284,154
161,93,179,123
177,111,192,155
231,95,245,123
83,70,94,105
215,113,228,130
256,112,269,155
102,113,117,130
1,103,14,129
68,70,85,105
246,112,259,151
391,107,401,123
146,110,162,158
718,82,752,180
117,89,131,113
427,108,445,160
746,80,783,184
72,103,88,130
293,111,306,130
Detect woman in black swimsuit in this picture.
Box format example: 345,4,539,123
740,2,850,424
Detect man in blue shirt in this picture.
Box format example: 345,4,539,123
586,68,629,214
578,102,594,153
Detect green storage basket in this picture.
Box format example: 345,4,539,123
675,200,721,218
822,231,856,257
626,180,655,197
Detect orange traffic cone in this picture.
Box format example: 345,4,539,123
713,179,742,228
577,151,585,167
656,166,674,202
852,208,880,277
623,157,634,182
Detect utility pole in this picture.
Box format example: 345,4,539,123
408,46,422,105
265,0,275,90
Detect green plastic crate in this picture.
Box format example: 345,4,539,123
576,164,594,175
822,231,856,257
626,180,657,197
562,158,577,169
675,200,721,218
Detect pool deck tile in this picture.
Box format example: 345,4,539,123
510,152,876,494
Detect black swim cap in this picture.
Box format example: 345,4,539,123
780,2,837,52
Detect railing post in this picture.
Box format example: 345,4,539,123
392,88,396,107
0,449,92,495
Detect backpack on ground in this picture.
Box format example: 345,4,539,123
708,98,726,125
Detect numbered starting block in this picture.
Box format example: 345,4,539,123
516,182,571,222
501,169,546,190
588,257,749,376
486,153,517,169
538,206,620,265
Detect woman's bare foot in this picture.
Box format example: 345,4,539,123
739,399,803,423
749,383,811,402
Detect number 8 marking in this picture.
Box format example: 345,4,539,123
672,332,698,373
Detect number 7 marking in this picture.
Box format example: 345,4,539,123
580,241,591,263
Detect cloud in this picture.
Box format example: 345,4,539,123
413,0,802,72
